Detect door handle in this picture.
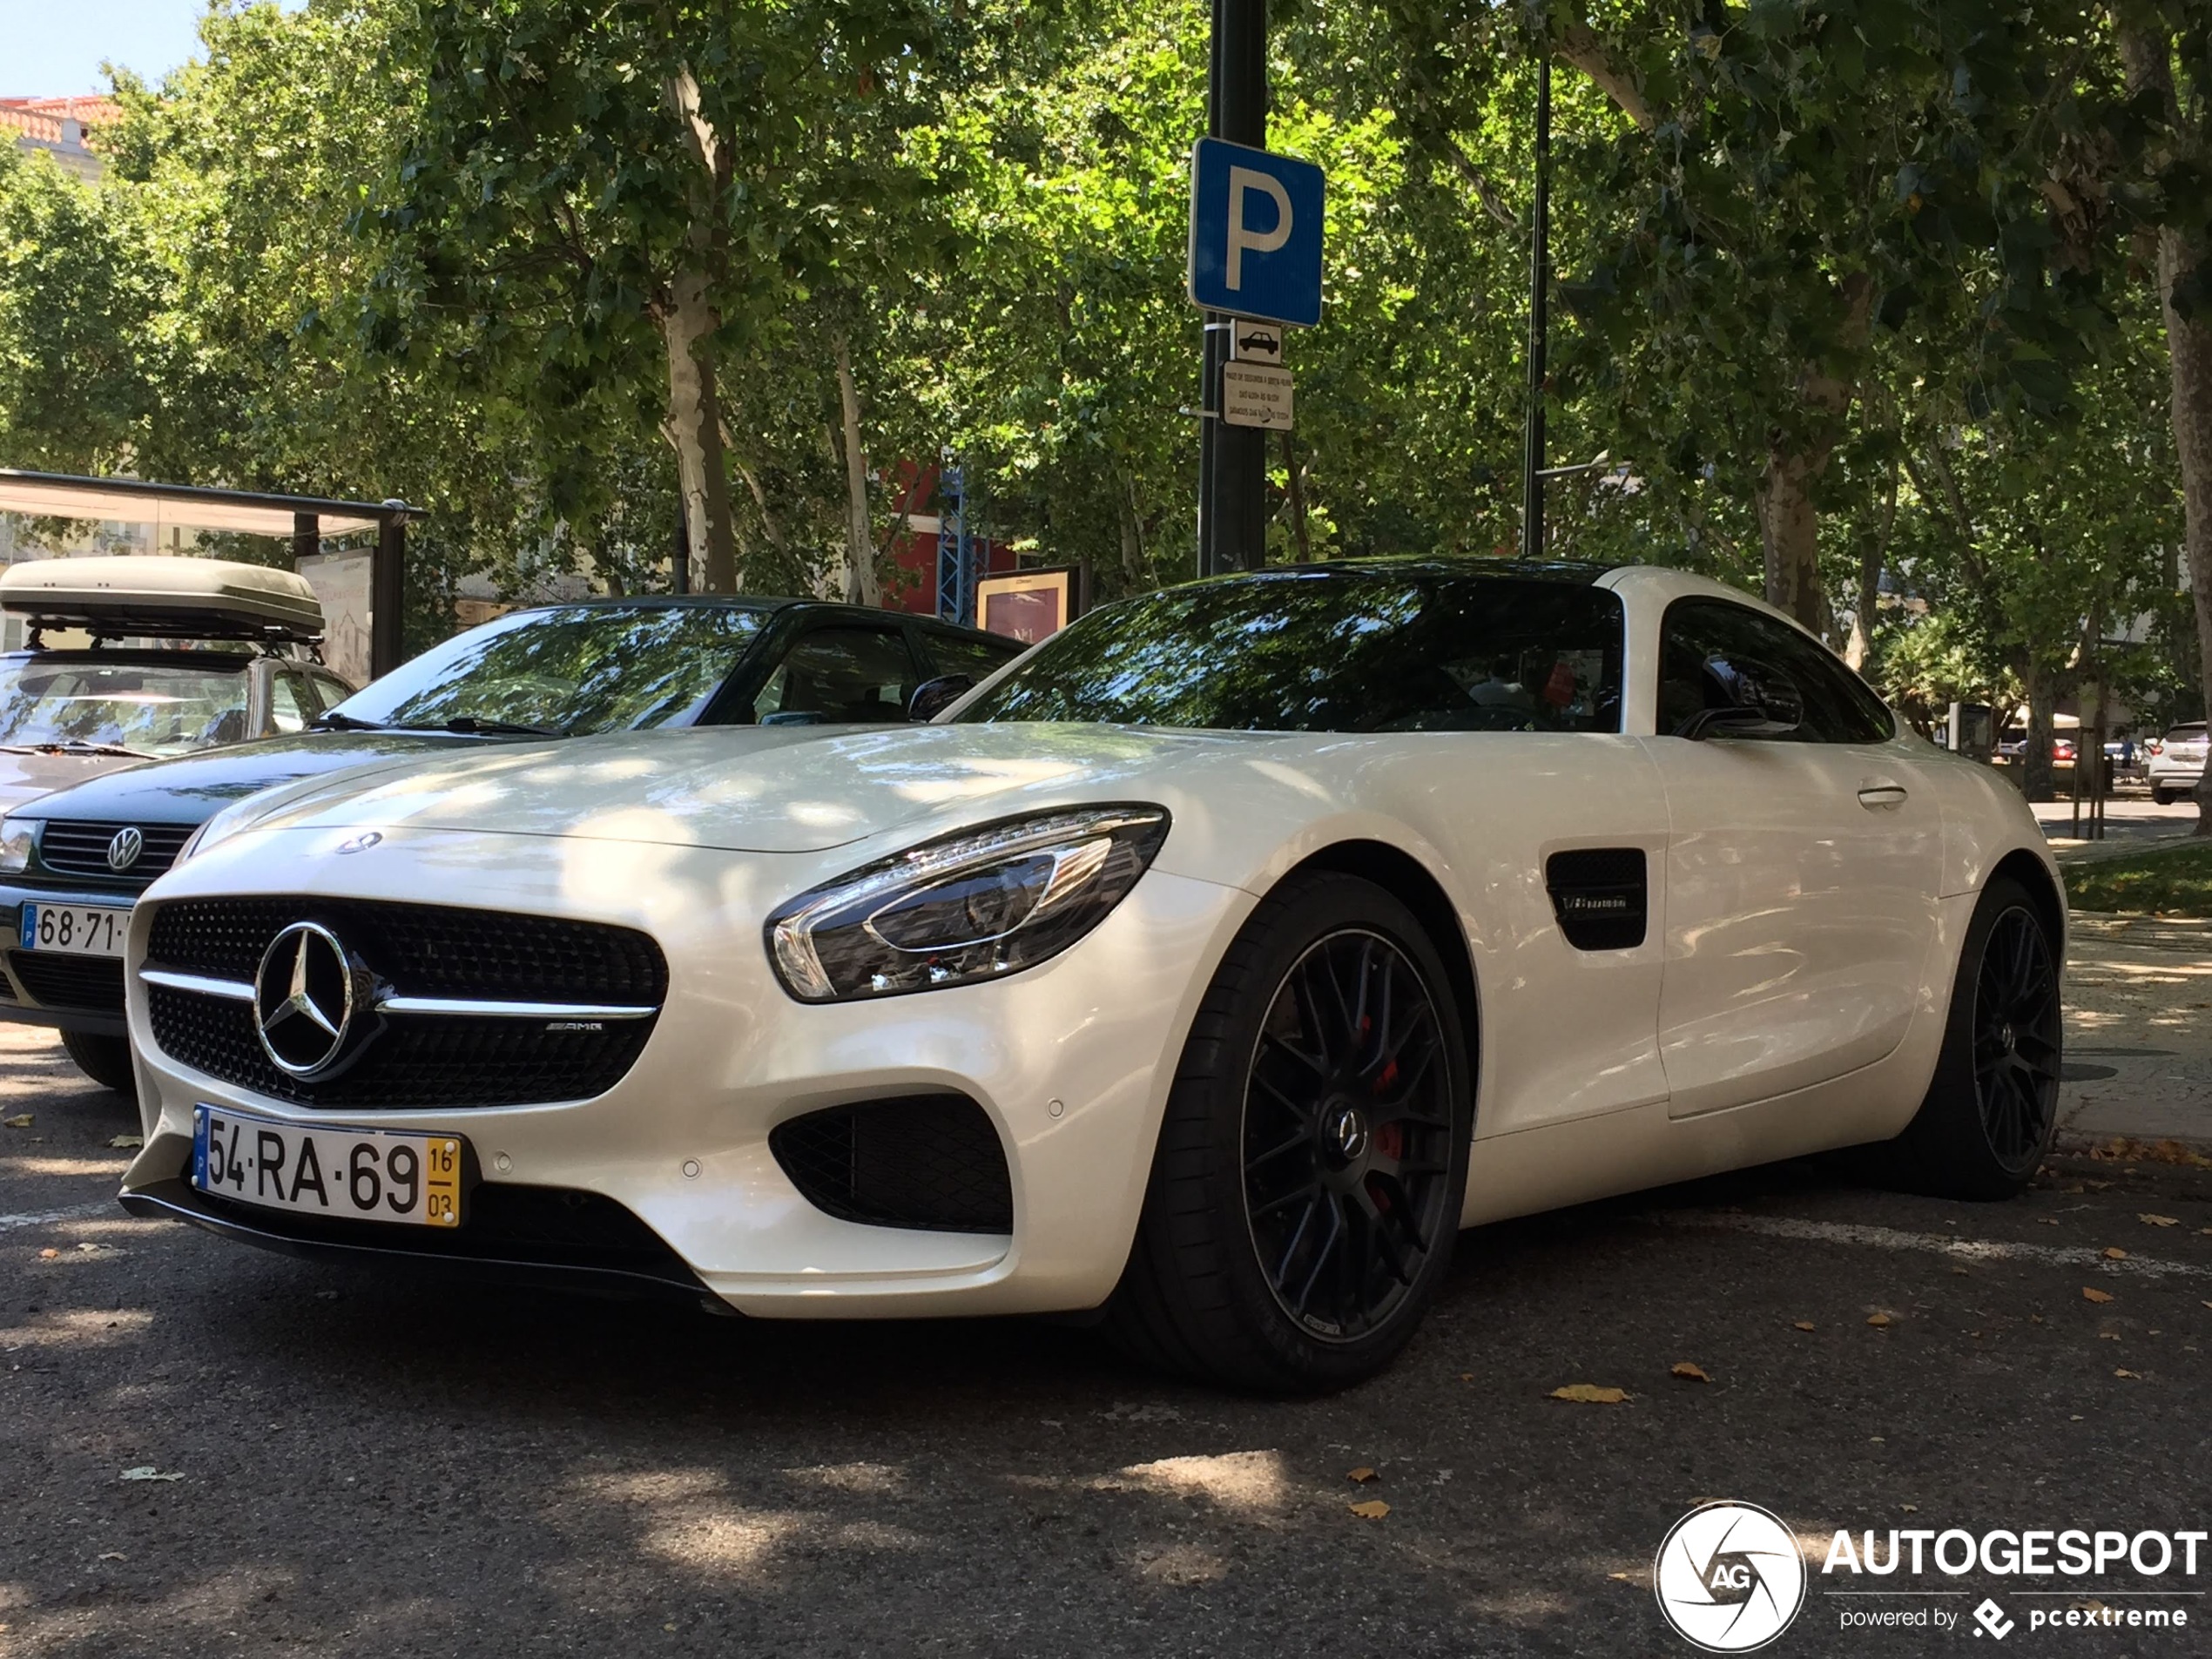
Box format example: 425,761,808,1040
1857,784,1909,810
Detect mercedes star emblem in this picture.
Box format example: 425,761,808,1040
105,826,144,872
253,921,359,1077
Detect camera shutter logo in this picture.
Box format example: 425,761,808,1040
1654,1501,1807,1652
105,826,143,873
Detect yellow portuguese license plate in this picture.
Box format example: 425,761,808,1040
192,1105,463,1227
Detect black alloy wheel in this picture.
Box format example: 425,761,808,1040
1241,929,1455,1343
1971,906,2061,1176
1107,871,1472,1392
1871,874,2062,1200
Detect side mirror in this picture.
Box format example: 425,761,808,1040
907,674,974,723
1679,655,1803,741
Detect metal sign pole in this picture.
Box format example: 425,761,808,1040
1198,0,1268,577
1522,44,1551,561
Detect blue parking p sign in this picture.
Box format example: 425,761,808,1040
1186,138,1324,328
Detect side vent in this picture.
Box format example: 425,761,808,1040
1545,848,1648,951
770,1095,1014,1234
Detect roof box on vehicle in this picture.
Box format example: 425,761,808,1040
0,556,324,642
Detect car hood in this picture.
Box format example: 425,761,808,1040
214,723,1278,855
0,747,145,819
7,731,502,826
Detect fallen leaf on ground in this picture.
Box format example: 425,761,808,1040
1670,1362,1711,1383
1866,1312,1893,1327
97,1552,123,1561
3,1115,30,1130
1608,1572,1635,1581
118,1467,181,1482
1901,1505,1919,1514
1550,1384,1629,1404
106,1135,141,1150
37,1247,57,1259
2103,1247,2128,1260
1346,1467,1378,1484
1792,1321,1816,1332
2082,1287,2114,1304
1348,1500,1389,1520
2114,1369,2141,1380
2139,1214,2180,1228
1457,1372,1474,1382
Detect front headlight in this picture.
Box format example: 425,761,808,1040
766,805,1170,1003
0,818,37,875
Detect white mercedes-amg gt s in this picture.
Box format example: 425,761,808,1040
116,559,2064,1391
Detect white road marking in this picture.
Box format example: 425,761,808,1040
1644,1211,2212,1280
0,1204,112,1232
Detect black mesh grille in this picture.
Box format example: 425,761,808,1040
141,898,667,1109
37,820,195,882
770,1096,1013,1233
8,950,125,1014
1545,847,1648,951
146,898,666,1003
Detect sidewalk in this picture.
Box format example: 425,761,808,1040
2034,794,2200,862
2059,913,2212,1148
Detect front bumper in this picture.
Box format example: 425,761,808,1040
121,823,1253,1318
0,880,143,1035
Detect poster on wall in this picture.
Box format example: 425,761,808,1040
975,567,1081,644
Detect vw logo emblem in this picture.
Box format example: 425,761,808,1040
253,922,361,1078
105,827,144,872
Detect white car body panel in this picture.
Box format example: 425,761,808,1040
120,566,2062,1318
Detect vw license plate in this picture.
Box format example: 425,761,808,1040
192,1106,463,1228
19,903,128,958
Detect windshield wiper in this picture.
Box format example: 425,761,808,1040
308,711,390,732
397,717,566,738
0,739,152,759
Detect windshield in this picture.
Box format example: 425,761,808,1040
957,569,1625,732
329,604,767,735
0,657,253,756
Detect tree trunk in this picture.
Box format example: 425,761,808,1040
832,334,879,608
2152,229,2212,834
1283,428,1312,563
1755,448,1824,631
2121,24,2212,835
2022,666,2056,804
659,270,738,593
1844,456,1898,670
1116,474,1143,585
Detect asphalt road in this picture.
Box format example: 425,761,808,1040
3,1038,2209,1658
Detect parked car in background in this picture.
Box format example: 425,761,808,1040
2149,722,2207,805
0,557,347,819
0,595,1022,1092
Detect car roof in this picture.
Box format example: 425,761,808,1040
490,594,1004,634
0,647,256,671
1177,555,1617,589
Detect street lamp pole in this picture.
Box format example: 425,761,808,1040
1521,39,1551,561
1198,0,1269,577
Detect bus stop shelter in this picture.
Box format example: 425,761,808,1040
0,470,424,678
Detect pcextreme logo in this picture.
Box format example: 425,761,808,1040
1655,1501,1810,1652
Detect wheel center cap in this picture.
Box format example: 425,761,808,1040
1326,1103,1370,1163
1999,1022,2017,1050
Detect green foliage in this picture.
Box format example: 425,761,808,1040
2064,840,2212,914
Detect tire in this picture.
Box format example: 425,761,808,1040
1106,872,1473,1393
60,1029,136,1096
1875,876,2061,1200
2152,786,2173,806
